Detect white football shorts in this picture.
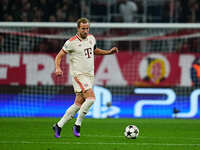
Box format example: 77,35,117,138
72,74,94,93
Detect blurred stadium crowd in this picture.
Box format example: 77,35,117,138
1,0,200,53
1,0,200,23
0,0,81,22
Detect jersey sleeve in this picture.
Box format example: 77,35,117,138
62,40,72,53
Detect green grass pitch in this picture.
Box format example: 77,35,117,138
0,118,200,150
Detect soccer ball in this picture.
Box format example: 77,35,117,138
124,125,139,139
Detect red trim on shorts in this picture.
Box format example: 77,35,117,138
74,77,85,92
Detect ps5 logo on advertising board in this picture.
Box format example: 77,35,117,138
134,88,200,118
87,86,120,118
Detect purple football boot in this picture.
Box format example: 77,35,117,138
52,124,61,138
73,125,80,137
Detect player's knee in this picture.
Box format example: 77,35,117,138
83,88,95,98
74,102,82,107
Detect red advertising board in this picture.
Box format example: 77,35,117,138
0,52,198,86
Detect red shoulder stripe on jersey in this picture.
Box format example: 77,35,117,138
62,48,67,54
76,34,82,41
69,35,78,42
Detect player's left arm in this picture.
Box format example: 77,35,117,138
94,47,118,55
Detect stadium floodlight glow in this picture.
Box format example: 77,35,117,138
175,89,200,118
134,88,176,117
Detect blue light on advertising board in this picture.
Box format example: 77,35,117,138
0,86,199,118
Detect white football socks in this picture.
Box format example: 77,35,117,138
57,104,80,128
75,98,95,126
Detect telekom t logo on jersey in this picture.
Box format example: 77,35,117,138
84,48,92,58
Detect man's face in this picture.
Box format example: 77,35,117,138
78,22,89,39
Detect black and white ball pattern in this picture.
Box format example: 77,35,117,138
124,125,139,139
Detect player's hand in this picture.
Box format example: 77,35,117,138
55,68,63,76
109,47,118,54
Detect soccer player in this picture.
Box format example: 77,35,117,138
53,18,118,138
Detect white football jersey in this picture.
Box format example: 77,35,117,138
62,34,96,77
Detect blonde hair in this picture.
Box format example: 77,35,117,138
77,18,89,28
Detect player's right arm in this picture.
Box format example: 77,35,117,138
55,49,67,76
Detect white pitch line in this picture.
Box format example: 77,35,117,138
0,141,200,146
84,134,200,140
